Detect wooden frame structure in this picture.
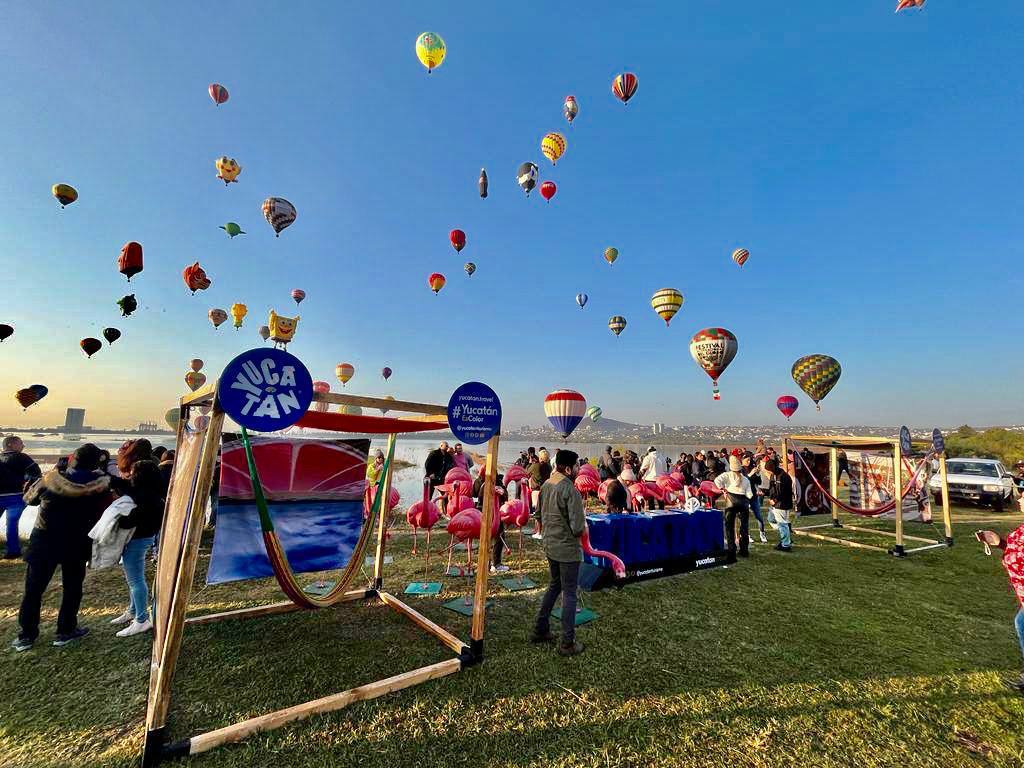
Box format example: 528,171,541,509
142,385,500,766
782,434,953,557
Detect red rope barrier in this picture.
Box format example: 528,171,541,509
794,450,931,518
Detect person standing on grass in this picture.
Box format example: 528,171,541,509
529,449,552,540
765,459,794,552
715,454,753,559
110,460,163,637
0,435,41,559
529,449,586,656
742,453,768,544
977,496,1024,691
366,449,385,486
12,444,112,652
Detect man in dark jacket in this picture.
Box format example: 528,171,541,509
765,459,794,552
1,435,41,559
598,446,615,480
12,444,112,651
424,441,454,513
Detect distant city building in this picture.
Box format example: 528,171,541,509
138,421,160,433
652,422,665,435
63,408,85,433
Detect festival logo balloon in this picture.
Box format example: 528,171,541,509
791,354,842,411
689,327,738,400
0,324,13,342
182,262,212,294
268,310,299,348
608,315,627,337
776,395,799,421
541,132,566,165
215,156,241,185
118,242,144,281
576,293,588,309
544,389,587,441
540,181,557,202
258,325,270,341
450,229,466,253
604,247,619,265
220,222,245,238
117,294,138,317
517,162,538,196
651,288,683,326
291,289,306,305
208,308,228,329
612,72,639,104
586,405,602,422
564,95,578,124
52,183,78,208
335,362,355,386
415,31,446,72
464,262,476,277
230,302,247,329
189,359,204,372
428,272,446,294
102,328,121,344
80,338,101,358
732,248,749,267
185,371,207,392
208,83,229,105
262,197,297,237
381,367,392,381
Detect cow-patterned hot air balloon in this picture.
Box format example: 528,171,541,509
208,308,228,329
517,162,538,196
80,338,102,358
262,197,297,237
118,242,144,281
651,288,683,326
415,32,446,72
564,95,578,125
604,247,619,265
612,73,639,104
464,262,476,277
732,248,750,267
544,389,587,441
215,156,241,184
428,272,446,294
689,327,738,400
608,315,627,337
52,183,78,208
541,132,567,165
208,83,229,105
450,229,466,253
335,363,355,387
791,354,842,411
776,395,799,421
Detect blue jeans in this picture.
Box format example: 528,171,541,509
750,495,765,534
772,508,792,548
1,493,26,556
122,536,155,623
1015,608,1024,663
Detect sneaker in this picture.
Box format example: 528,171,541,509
11,636,34,652
759,531,768,544
110,609,133,625
116,619,152,638
531,532,543,540
558,640,585,657
774,543,792,552
53,627,89,647
528,630,556,644
748,535,755,544
490,564,510,574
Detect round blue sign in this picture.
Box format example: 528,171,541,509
448,382,502,445
219,347,313,432
899,426,912,455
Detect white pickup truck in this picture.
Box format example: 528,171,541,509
929,457,1018,511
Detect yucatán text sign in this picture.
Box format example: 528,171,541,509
447,382,501,445
220,347,313,431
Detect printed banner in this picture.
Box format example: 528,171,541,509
847,450,932,522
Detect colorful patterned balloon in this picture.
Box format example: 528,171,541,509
464,262,476,277
612,73,639,104
208,83,229,105
428,272,446,294
604,247,619,265
732,248,749,267
791,354,842,410
291,289,306,304
651,288,683,326
544,389,587,440
689,327,738,400
576,293,588,309
415,32,446,72
215,156,241,184
335,363,355,386
564,95,578,124
776,395,799,421
541,132,566,165
586,405,602,422
262,197,297,237
608,315,627,337
208,308,228,329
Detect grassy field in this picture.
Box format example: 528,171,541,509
2,506,1024,768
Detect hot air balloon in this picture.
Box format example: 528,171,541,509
381,367,392,381
291,289,306,305
379,395,396,416
541,132,567,165
450,229,466,253
340,404,363,416
576,293,588,309
612,72,639,104
896,0,925,11
117,295,138,317
335,363,355,386
776,396,799,421
102,328,121,344
165,408,181,430
30,384,48,401
689,328,738,400
118,242,143,281
215,156,241,184
464,262,476,277
586,405,602,422
791,354,842,411
564,95,578,124
189,359,204,372
0,324,13,342
544,389,587,441
15,388,42,410
540,181,557,202
312,381,331,413
230,302,247,329
732,248,749,267
182,262,212,293
80,338,102,358
209,83,229,105
258,325,270,341
517,162,538,196
208,308,228,329
604,247,619,265
220,222,245,238
52,183,78,208
608,315,627,337
478,168,488,198
268,310,299,347
415,31,446,72
428,272,446,294
262,197,297,237
185,371,207,392
651,288,683,326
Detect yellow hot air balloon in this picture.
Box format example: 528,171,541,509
604,247,619,265
335,362,355,386
540,132,567,165
215,156,241,184
650,288,684,326
52,183,78,208
230,302,248,329
415,32,446,72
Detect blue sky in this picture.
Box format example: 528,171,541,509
0,2,1021,430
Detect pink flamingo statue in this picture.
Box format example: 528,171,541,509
407,478,439,555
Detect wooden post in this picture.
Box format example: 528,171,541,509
892,439,904,556
939,454,953,545
470,433,500,658
372,433,398,588
829,447,840,528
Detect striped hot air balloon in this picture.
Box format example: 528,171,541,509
776,395,799,421
335,363,355,386
689,327,738,400
612,73,638,104
544,389,587,440
651,288,683,326
262,197,297,237
428,272,446,294
586,405,602,422
608,315,627,337
576,293,588,309
791,354,842,411
208,83,229,105
541,132,567,165
291,289,306,304
732,248,749,267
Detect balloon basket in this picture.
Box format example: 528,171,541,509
499,576,536,592
551,606,598,626
303,580,336,597
441,596,492,616
404,581,443,596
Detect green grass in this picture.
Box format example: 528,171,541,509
3,507,1024,767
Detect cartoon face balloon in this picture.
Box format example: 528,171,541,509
268,310,299,347
215,156,241,184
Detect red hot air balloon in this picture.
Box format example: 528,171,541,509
209,83,229,105
776,395,799,421
80,338,102,358
118,242,144,281
182,262,212,294
449,229,466,253
428,272,446,294
291,289,306,305
540,181,557,202
612,73,639,104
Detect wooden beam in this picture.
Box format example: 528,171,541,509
791,529,891,553
317,392,447,416
893,440,904,552
471,434,500,643
180,383,217,407
905,542,952,554
939,454,953,542
378,592,467,655
373,434,398,584
788,435,895,447
185,590,372,627
184,659,462,756
841,524,937,544
793,523,840,531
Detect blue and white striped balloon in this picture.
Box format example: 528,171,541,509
576,293,588,309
